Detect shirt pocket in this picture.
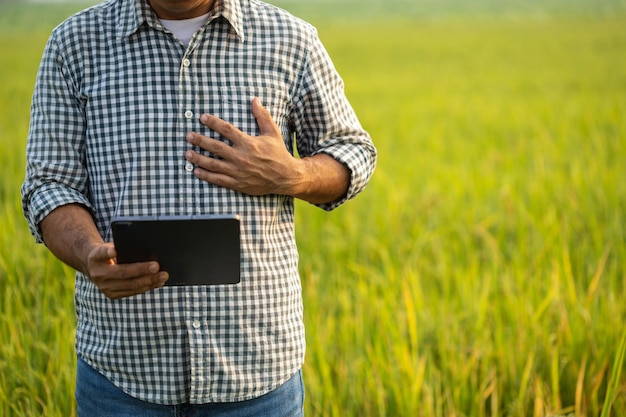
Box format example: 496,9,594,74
218,86,292,153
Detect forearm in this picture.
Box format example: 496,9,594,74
290,153,350,205
40,203,105,275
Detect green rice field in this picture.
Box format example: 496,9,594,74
1,1,625,416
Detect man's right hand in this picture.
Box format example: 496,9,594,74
86,243,169,299
40,204,168,299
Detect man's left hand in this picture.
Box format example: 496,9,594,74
185,97,302,196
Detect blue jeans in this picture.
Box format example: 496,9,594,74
75,358,304,417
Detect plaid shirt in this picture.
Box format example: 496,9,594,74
22,0,375,405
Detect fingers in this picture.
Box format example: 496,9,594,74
189,97,280,147
251,97,281,137
87,243,169,299
186,130,234,159
195,113,245,146
101,264,169,300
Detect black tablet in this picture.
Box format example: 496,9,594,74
111,214,240,286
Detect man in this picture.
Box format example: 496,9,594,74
21,0,376,415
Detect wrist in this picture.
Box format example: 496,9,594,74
287,157,313,199
287,154,350,205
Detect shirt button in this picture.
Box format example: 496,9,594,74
184,110,194,119
182,58,191,67
184,162,194,172
192,320,201,329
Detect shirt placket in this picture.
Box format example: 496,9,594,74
186,287,209,402
179,49,198,216
179,46,209,400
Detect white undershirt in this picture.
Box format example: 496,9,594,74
160,13,210,47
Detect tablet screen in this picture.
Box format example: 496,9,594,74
111,214,240,286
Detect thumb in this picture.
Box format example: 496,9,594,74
90,242,117,264
251,97,281,137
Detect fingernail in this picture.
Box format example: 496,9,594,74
159,272,169,282
149,263,159,273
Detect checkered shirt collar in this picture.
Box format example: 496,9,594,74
121,0,245,42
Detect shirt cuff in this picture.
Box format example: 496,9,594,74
312,144,376,212
25,184,94,243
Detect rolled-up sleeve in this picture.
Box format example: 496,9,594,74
21,34,93,243
292,28,377,211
